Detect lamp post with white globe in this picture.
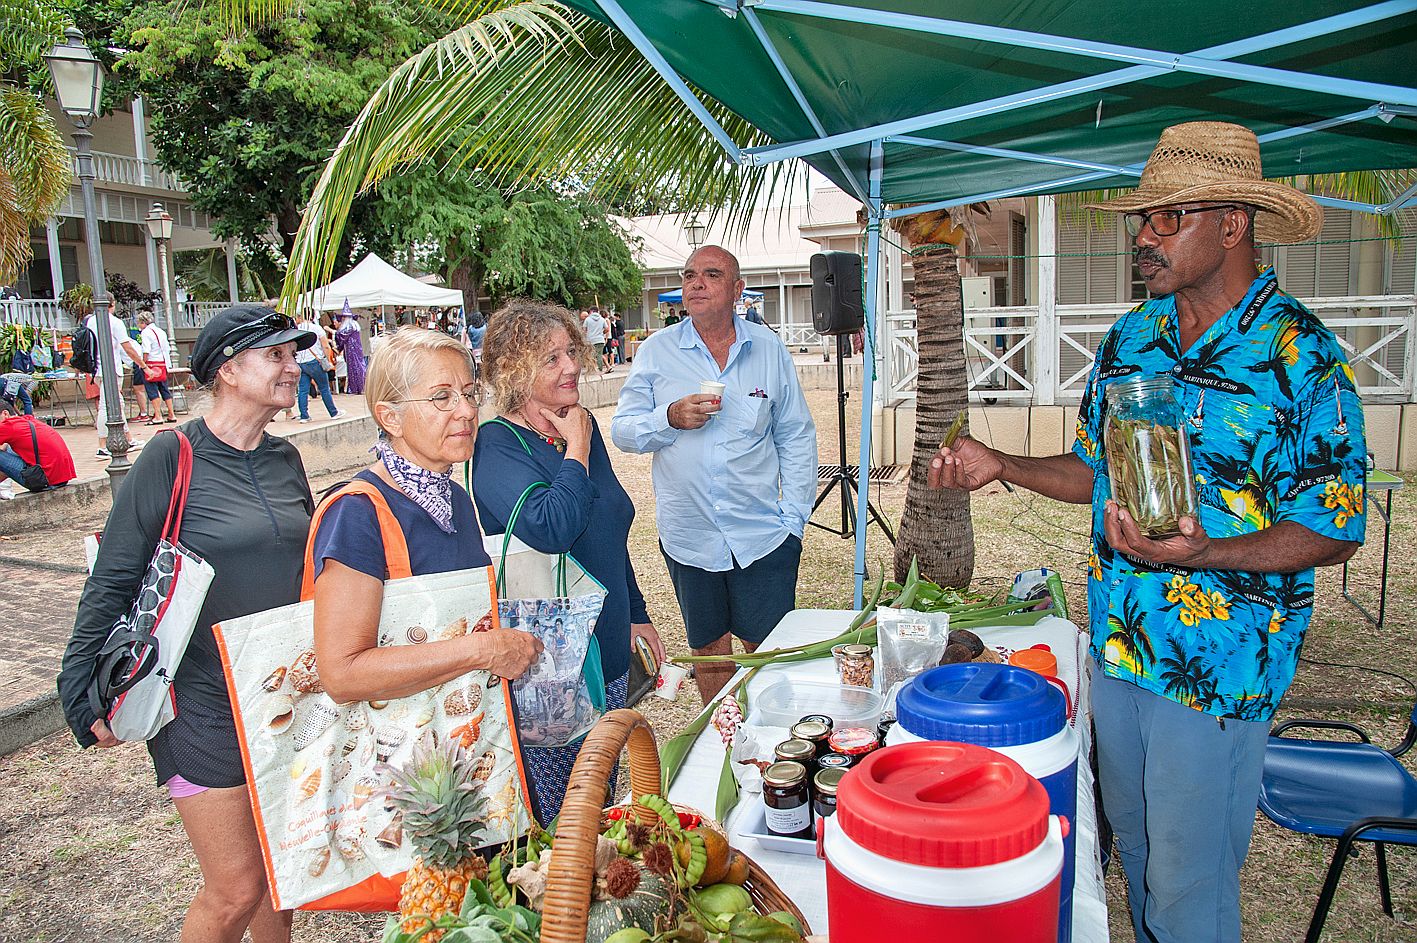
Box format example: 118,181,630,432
45,27,132,482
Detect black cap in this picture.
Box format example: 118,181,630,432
190,304,317,384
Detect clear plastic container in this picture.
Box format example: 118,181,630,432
1103,375,1198,538
751,679,885,729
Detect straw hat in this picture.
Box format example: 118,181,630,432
1087,122,1321,244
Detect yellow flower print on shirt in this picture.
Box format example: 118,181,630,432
1322,481,1364,529
1165,575,1232,627
1088,551,1102,582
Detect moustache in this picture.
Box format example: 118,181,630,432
1135,247,1169,269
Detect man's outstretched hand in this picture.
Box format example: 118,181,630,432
928,435,1005,491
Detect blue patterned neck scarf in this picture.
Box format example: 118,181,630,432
374,439,455,534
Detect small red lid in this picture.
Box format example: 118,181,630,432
828,726,880,756
835,741,1050,867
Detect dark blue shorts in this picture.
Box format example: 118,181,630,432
662,534,802,650
144,380,172,401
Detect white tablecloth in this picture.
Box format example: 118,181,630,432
666,609,1109,942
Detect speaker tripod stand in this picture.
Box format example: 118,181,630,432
809,334,895,542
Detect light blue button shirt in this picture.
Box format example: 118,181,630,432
611,317,817,572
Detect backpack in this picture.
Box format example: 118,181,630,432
70,323,98,375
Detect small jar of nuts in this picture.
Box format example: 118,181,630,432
838,643,875,689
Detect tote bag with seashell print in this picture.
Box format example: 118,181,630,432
212,480,534,913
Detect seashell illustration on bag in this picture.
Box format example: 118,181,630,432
213,562,532,912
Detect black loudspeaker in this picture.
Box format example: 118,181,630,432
810,251,864,336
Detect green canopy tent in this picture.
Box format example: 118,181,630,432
559,0,1417,602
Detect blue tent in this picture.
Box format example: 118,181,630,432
656,288,763,304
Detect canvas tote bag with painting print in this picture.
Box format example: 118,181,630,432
213,480,534,912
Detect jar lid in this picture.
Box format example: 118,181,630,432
764,761,808,788
829,726,880,756
774,739,816,761
814,767,848,796
818,753,854,770
895,663,1066,746
1008,647,1058,678
791,721,830,741
797,713,835,730
842,644,872,657
836,742,1050,867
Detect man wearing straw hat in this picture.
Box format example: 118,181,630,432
930,122,1368,942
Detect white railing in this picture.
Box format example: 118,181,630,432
777,321,818,347
69,149,183,191
0,299,71,332
879,294,1417,405
1,298,230,334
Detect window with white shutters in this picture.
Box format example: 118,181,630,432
1056,212,1120,304
1279,209,1354,298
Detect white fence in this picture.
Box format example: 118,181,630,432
880,294,1417,405
0,298,228,333
70,148,182,191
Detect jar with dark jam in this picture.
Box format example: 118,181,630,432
797,713,835,733
763,761,814,840
790,720,832,759
816,752,853,774
774,738,817,767
813,767,847,820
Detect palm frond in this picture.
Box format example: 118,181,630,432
0,85,72,284
210,0,302,32
281,1,798,310
0,0,66,71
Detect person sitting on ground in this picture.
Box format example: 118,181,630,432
0,390,76,498
137,312,178,425
473,300,664,822
59,304,319,943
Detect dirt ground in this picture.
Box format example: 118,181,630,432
1,388,1413,942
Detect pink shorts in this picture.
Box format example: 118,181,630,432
165,774,211,799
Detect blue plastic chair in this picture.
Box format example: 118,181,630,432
1257,701,1417,941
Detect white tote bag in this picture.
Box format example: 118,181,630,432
85,430,214,741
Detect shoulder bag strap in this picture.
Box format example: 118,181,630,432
27,419,41,468
481,415,534,456
497,479,551,595
159,430,193,545
300,479,412,601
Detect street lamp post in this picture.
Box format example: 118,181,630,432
684,214,707,252
46,27,131,483
145,202,176,343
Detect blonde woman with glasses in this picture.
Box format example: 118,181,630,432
308,328,541,722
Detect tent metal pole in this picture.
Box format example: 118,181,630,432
853,140,885,608
1311,195,1385,214
882,102,1396,219
1379,180,1417,214
594,0,743,161
892,136,1135,175
752,0,1417,104
740,3,1416,165
740,7,872,204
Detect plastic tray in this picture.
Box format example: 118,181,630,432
738,799,821,857
749,679,884,729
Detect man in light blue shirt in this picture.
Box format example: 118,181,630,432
612,245,816,700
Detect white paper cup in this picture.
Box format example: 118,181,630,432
655,662,691,700
700,380,726,413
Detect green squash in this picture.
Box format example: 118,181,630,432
585,869,673,943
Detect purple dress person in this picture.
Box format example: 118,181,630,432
336,314,367,394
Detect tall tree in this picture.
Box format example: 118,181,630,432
369,165,643,312
0,0,72,285
116,0,454,261
891,210,977,588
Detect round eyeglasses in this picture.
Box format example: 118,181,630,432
1124,204,1240,238
393,388,482,411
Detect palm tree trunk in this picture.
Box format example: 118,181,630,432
892,226,975,588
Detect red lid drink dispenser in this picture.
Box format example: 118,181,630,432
823,741,1065,942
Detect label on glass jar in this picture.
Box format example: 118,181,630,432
764,799,811,836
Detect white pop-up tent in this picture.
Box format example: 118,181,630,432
297,253,463,312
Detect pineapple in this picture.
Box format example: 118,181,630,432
383,739,490,941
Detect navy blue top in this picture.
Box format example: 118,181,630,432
472,416,648,681
311,470,492,580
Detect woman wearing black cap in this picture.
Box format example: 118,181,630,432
59,304,317,943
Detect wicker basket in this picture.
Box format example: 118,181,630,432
538,708,812,942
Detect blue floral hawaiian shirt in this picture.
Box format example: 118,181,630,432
1073,266,1368,721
